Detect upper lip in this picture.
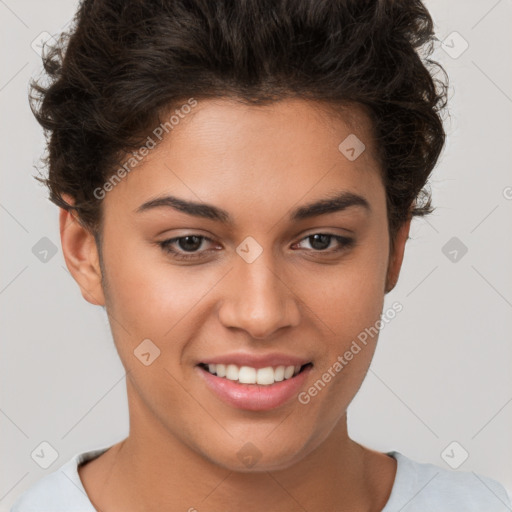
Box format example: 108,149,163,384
199,352,312,369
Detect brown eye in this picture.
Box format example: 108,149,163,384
175,235,203,252
159,235,214,260
295,233,354,253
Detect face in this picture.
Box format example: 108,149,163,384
63,98,409,472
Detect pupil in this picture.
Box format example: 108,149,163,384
310,234,330,250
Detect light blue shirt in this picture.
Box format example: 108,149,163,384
10,444,512,511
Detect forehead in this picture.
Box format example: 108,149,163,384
105,97,384,220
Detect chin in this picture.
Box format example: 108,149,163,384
195,433,313,473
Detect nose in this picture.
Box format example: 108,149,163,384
218,250,301,339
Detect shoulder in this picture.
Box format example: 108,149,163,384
383,450,512,512
10,446,111,512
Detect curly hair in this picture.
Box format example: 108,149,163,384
29,0,448,253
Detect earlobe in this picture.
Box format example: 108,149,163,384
385,217,412,294
59,195,105,306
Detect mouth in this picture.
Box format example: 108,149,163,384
197,362,313,386
196,361,314,411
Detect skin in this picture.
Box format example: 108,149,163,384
61,97,411,512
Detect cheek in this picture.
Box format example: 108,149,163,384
304,243,388,338
297,267,385,424
298,238,388,401
103,235,213,335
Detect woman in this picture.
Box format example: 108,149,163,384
12,0,511,510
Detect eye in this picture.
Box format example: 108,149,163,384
293,233,355,254
158,235,216,261
158,232,355,262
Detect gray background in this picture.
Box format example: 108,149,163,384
1,0,511,510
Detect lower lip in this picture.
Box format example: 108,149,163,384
197,365,312,411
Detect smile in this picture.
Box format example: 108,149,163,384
198,363,311,386
197,362,313,411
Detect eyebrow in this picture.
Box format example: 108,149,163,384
135,190,371,224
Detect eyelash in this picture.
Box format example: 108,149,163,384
158,233,355,261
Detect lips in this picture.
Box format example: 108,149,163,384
196,353,313,411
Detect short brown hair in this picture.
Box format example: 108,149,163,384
29,0,449,251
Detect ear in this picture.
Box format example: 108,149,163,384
385,216,412,294
59,194,105,306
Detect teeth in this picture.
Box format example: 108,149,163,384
255,367,274,385
203,363,304,385
226,364,239,381
216,363,226,378
284,365,295,379
274,366,285,382
238,366,256,384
